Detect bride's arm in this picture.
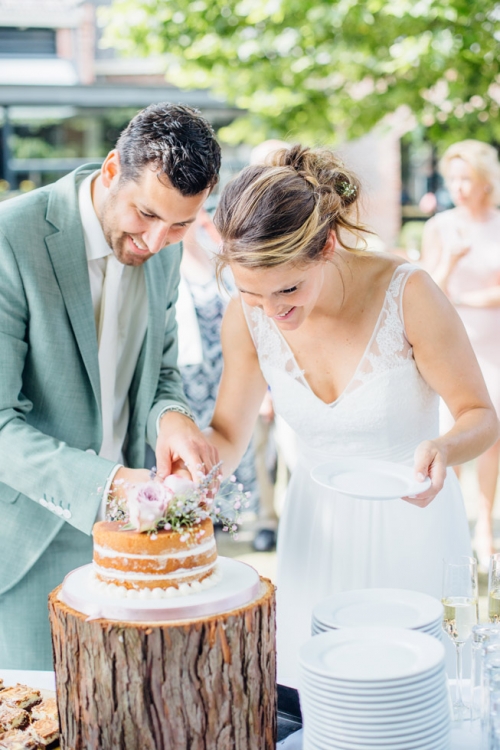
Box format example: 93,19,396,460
403,271,499,506
402,269,499,507
204,297,268,478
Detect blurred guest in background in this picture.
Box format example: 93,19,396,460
421,139,500,568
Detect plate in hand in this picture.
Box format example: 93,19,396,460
310,457,431,501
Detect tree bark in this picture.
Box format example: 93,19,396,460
48,579,276,750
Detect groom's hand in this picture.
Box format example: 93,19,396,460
156,411,219,482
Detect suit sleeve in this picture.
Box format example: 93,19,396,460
0,231,115,535
146,243,193,448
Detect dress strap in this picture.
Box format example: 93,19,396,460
352,262,416,387
391,263,419,335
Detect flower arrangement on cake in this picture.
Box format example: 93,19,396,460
91,463,250,600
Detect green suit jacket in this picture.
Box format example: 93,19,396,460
0,164,190,595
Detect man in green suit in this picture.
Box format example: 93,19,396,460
0,103,221,668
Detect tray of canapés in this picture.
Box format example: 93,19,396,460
0,678,59,750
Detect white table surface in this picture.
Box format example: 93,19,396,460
0,668,55,691
0,670,480,749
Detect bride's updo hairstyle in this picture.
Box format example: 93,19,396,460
214,145,364,273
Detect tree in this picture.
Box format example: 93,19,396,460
101,0,500,147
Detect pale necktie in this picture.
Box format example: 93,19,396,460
98,254,124,461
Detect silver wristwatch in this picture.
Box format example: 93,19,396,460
157,404,196,434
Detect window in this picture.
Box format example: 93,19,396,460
0,27,56,57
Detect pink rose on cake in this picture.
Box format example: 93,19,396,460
127,481,171,532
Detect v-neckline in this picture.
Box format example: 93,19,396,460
268,264,407,407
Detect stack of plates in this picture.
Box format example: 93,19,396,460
312,589,443,641
298,627,450,750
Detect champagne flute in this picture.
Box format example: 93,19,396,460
489,554,500,623
442,556,479,720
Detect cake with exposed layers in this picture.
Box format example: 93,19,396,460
92,518,219,596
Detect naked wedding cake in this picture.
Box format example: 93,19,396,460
90,471,229,597
92,517,219,595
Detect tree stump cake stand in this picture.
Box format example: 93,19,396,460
48,578,276,750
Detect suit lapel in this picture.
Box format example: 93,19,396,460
44,166,102,409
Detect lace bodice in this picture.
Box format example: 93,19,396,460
243,263,438,465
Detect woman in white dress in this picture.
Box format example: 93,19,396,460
205,145,499,687
421,140,500,568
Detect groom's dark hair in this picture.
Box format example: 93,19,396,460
116,102,221,196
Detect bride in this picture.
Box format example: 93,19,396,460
204,145,498,687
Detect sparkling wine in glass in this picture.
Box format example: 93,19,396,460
442,556,479,721
489,554,500,623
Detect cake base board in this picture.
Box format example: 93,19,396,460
58,556,261,622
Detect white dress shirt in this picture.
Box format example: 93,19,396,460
78,172,148,512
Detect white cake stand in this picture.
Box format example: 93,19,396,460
58,556,262,622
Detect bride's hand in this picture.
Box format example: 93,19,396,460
402,440,447,508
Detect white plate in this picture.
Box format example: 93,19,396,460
298,668,446,697
300,657,445,687
299,628,444,681
300,701,450,734
310,458,431,500
301,696,449,724
312,620,443,638
299,679,447,709
303,718,450,744
312,589,443,631
304,741,450,750
303,739,450,750
302,733,450,750
299,669,446,698
299,690,448,717
304,719,450,749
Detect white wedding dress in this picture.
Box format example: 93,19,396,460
243,263,472,687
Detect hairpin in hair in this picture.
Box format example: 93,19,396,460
336,180,357,199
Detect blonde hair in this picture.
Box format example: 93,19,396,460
214,145,365,274
440,139,500,206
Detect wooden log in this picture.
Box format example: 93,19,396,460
48,579,276,750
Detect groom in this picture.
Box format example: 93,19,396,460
0,103,221,668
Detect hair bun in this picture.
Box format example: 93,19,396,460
271,144,358,208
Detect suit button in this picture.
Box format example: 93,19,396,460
54,506,64,517
39,498,48,507
47,501,56,512
86,449,97,455
62,509,72,519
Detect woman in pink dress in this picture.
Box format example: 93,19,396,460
422,139,500,568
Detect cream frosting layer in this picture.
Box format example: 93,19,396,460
89,566,222,599
94,536,216,562
93,560,216,582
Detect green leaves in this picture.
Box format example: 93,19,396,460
100,0,500,147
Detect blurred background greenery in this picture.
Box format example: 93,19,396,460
1,0,500,253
